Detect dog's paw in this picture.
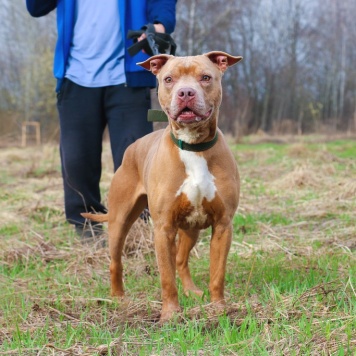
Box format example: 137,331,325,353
210,299,227,313
110,290,125,299
184,288,204,298
159,306,181,323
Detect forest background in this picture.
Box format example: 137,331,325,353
0,0,355,143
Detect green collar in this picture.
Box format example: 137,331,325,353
170,131,219,152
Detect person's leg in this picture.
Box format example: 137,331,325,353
105,85,153,170
57,79,107,227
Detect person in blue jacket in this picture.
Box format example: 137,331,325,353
26,0,177,240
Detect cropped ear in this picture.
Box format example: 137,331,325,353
204,51,242,73
137,54,173,75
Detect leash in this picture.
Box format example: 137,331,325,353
127,23,176,57
127,24,176,123
170,131,219,152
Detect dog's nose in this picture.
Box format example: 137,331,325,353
177,87,196,102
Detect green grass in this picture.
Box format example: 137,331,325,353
323,140,356,159
0,137,355,355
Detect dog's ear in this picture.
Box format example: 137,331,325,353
204,51,242,73
137,54,173,75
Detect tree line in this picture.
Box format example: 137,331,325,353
175,0,356,135
1,0,355,142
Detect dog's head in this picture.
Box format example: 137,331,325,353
138,52,242,143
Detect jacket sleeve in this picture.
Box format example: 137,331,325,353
147,0,177,34
26,0,57,17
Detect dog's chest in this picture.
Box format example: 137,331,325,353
176,150,216,226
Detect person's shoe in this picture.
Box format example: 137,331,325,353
139,208,151,223
75,224,106,246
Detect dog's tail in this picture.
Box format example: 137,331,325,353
81,212,109,223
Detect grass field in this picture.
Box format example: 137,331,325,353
0,135,355,355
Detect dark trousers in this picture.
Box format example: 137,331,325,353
57,79,152,226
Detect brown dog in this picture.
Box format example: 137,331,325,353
82,51,242,322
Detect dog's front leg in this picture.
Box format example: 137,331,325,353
176,228,203,297
209,222,233,304
154,224,180,322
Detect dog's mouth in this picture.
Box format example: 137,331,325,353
173,107,212,124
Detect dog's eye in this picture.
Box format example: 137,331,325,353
164,76,173,83
202,75,211,82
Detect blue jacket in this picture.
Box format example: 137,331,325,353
26,0,176,91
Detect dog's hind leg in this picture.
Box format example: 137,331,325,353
109,221,129,298
176,228,203,297
107,166,148,298
108,194,147,297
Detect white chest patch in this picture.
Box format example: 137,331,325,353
176,150,216,225
176,127,201,143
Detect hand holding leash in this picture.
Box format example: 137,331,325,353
127,23,176,56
